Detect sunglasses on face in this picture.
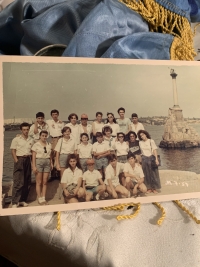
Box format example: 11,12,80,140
44,147,47,153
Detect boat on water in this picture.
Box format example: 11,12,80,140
4,117,34,131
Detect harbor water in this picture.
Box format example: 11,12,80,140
3,124,200,183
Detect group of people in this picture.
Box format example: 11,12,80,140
9,107,161,208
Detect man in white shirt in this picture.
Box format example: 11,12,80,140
79,113,92,143
129,113,144,139
10,122,34,208
123,154,147,196
65,113,81,145
29,112,49,141
116,107,131,140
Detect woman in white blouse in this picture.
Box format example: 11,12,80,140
113,132,129,163
55,126,77,179
102,125,116,154
138,130,161,194
105,112,120,137
92,112,104,143
61,154,85,203
32,130,53,205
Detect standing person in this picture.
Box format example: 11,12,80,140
116,107,131,140
105,154,129,199
102,125,116,154
29,112,49,142
92,132,110,177
113,132,129,163
31,130,53,205
65,113,81,145
82,159,106,201
105,112,120,137
61,154,85,203
92,112,104,143
129,113,144,139
10,122,34,208
127,131,142,164
123,154,147,196
138,130,161,194
55,126,77,179
77,133,93,172
79,113,92,143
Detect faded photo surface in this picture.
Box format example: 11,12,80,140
1,57,200,216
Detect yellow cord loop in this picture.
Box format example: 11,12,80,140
152,202,166,225
57,211,61,231
120,0,196,60
173,200,200,224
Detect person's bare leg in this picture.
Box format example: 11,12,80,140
36,173,43,204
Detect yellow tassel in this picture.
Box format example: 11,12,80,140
152,202,166,225
120,0,196,60
56,211,61,231
173,200,200,224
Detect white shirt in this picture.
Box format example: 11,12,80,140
54,137,77,154
93,121,104,133
10,135,34,156
65,123,81,145
79,124,92,139
130,122,144,139
103,136,116,151
113,141,129,156
61,167,83,186
92,141,110,154
116,118,131,134
46,119,64,137
139,139,157,157
77,143,93,159
83,169,102,187
29,123,49,141
124,162,144,180
105,122,120,136
105,162,124,186
31,141,52,159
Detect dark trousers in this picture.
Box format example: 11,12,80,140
12,157,32,204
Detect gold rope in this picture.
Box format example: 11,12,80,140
152,202,166,225
193,22,200,35
57,211,61,231
120,0,196,60
173,200,200,224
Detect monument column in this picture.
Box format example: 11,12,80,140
170,69,180,108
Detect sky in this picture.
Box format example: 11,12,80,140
2,60,200,121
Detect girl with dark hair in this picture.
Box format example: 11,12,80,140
102,125,116,154
105,112,120,137
77,133,93,172
113,132,129,163
32,130,53,205
65,113,80,145
138,130,161,194
127,131,142,164
61,154,85,203
55,126,77,179
92,112,104,143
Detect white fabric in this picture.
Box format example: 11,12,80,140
105,162,124,186
130,122,144,133
79,124,92,139
93,141,110,153
31,141,51,159
124,162,144,179
65,123,81,145
61,167,83,186
46,119,64,137
139,139,157,157
105,122,120,136
54,137,77,154
29,123,49,141
116,118,131,134
10,135,34,156
83,169,102,187
103,136,116,151
93,121,104,133
77,143,93,159
113,141,129,156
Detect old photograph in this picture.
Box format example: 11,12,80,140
1,57,200,216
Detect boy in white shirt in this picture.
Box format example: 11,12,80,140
29,112,49,142
116,107,131,140
123,154,147,196
83,159,106,201
92,132,110,177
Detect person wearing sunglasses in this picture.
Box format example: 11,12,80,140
82,158,106,201
77,133,93,172
31,130,53,205
79,113,92,143
105,112,120,137
113,132,129,163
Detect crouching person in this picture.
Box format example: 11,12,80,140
61,154,85,203
83,159,106,201
105,154,130,199
123,154,147,196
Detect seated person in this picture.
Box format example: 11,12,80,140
61,154,85,203
105,154,130,199
123,154,147,196
82,159,106,201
